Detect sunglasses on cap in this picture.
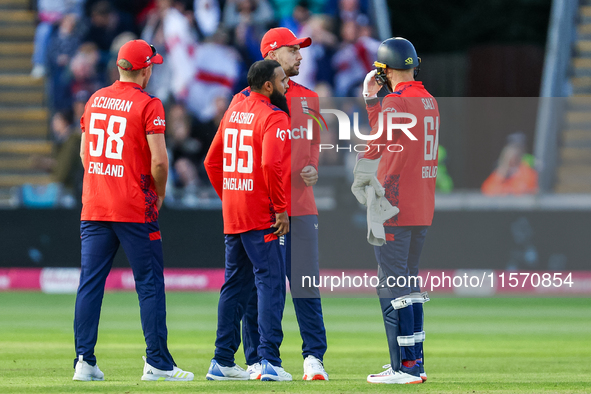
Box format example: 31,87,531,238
146,45,157,64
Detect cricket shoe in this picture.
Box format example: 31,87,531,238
400,363,421,379
246,362,262,380
205,359,249,380
367,364,423,384
302,355,329,380
417,360,427,382
260,359,292,381
73,356,104,381
141,356,194,381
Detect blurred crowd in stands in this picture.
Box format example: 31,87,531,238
31,0,382,204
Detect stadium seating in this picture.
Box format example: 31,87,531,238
0,0,51,206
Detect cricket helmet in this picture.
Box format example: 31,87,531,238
374,37,421,84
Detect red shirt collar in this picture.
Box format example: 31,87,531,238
248,90,271,103
393,80,422,91
114,80,143,89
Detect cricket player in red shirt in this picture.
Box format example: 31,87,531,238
73,39,193,382
204,60,292,381
351,38,437,384
228,27,328,382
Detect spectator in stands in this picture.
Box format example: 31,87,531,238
481,133,538,196
31,0,70,78
338,0,362,22
167,103,201,195
191,94,228,183
69,42,104,107
141,2,172,102
186,28,240,123
280,0,310,35
158,0,200,103
226,0,275,64
82,1,130,60
194,0,221,37
47,13,82,111
291,14,338,88
31,110,83,198
332,16,379,96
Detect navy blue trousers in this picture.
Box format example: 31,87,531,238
242,215,327,364
214,228,286,367
375,226,428,369
74,221,175,370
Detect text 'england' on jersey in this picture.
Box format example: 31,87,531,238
205,91,290,234
80,80,166,223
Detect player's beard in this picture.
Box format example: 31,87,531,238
286,64,299,76
270,89,290,117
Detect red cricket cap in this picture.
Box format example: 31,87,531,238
260,28,312,58
117,39,163,71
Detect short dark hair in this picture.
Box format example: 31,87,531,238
247,60,281,91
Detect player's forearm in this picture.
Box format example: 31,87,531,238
151,160,168,198
309,143,320,169
79,133,86,169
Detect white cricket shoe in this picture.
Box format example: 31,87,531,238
302,355,328,381
260,359,292,381
367,364,423,384
141,356,194,381
72,356,104,381
246,362,262,380
205,359,250,380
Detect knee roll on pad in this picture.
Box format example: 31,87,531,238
409,291,429,304
391,295,413,310
414,331,425,342
397,334,415,346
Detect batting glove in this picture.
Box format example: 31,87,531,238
351,156,384,205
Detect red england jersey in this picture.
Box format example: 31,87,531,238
365,81,439,227
80,81,166,223
205,91,289,234
228,79,321,216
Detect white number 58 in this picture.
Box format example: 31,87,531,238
89,113,127,160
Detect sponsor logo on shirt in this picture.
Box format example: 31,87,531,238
276,128,287,141
153,116,165,126
289,126,310,140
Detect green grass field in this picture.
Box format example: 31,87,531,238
0,292,590,393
